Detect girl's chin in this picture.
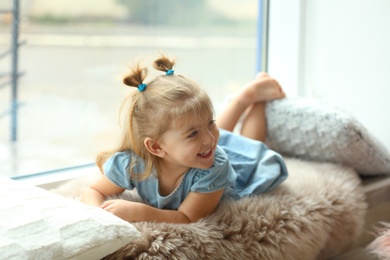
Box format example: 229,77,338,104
197,155,215,169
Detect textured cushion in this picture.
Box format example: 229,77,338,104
0,177,140,260
265,97,390,175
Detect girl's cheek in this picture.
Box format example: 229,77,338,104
214,129,220,142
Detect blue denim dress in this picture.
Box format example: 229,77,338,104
104,129,288,210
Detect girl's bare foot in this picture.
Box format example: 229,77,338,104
237,72,285,106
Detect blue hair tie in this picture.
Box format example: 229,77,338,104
166,69,174,75
138,83,147,92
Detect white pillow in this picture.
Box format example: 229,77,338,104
0,177,140,260
265,97,390,175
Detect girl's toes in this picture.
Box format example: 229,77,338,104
256,72,268,79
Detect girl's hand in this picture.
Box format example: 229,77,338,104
100,189,224,223
101,199,139,222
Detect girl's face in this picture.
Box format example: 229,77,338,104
158,113,220,173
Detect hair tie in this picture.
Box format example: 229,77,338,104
166,69,174,75
138,83,147,92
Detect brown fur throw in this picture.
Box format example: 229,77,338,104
52,158,367,260
367,222,390,260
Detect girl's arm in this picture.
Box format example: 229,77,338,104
80,174,125,207
101,189,224,223
178,189,224,222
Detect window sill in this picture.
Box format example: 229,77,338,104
12,163,98,190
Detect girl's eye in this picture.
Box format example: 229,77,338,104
209,120,216,127
188,130,198,138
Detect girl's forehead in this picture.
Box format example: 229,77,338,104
170,112,211,130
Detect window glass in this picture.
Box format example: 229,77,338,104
0,0,258,178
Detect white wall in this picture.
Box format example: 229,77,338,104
267,0,302,96
269,0,390,151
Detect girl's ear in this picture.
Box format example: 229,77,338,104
144,137,165,158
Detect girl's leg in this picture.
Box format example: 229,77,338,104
216,72,285,138
216,98,248,132
240,102,267,142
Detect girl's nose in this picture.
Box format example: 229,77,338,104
202,129,215,145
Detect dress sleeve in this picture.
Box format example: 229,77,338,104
190,146,237,193
103,152,135,190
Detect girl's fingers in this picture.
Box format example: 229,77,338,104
100,200,113,209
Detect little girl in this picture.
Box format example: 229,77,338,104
81,54,288,223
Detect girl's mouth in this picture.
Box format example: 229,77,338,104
198,148,212,159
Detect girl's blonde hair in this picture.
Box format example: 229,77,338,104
97,54,214,180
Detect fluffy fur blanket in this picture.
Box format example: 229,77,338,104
52,158,367,260
368,222,390,260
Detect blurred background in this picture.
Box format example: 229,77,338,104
1,0,390,178
0,0,260,177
